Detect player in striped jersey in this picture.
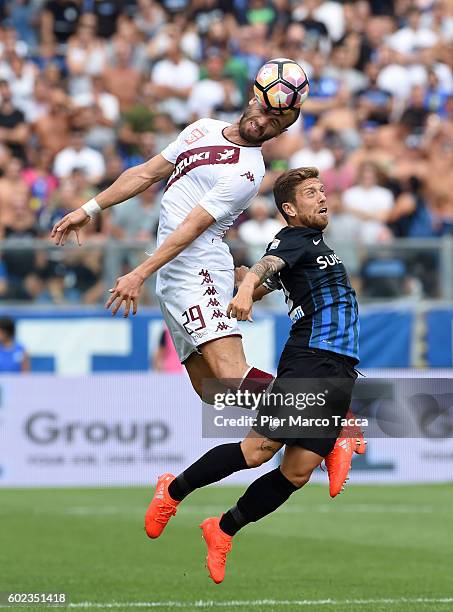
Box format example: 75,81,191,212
256,168,360,362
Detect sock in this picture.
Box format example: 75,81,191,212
219,467,299,536
168,442,248,502
239,367,274,396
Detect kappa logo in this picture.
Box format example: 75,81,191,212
206,298,221,307
215,322,231,332
241,171,255,184
199,269,213,284
211,309,225,319
216,149,235,161
165,146,240,191
203,286,219,296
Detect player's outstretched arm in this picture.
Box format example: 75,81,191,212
106,205,215,317
51,154,174,246
227,255,286,321
234,266,273,302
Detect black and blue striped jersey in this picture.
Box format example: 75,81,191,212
264,226,360,363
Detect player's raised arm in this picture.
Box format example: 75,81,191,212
227,255,286,321
106,162,261,317
51,154,174,246
106,204,216,317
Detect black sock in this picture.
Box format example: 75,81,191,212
219,467,300,536
168,442,248,502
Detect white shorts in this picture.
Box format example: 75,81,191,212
156,262,241,363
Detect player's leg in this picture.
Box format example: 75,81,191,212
168,430,283,501
200,335,274,394
200,446,323,583
199,335,248,381
147,273,277,538
146,265,278,537
183,349,270,404
272,341,362,498
183,351,217,403
218,445,322,536
144,429,283,539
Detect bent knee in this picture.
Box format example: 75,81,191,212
191,386,217,405
242,446,278,468
282,469,313,489
241,437,281,468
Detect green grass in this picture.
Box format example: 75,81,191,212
1,484,452,612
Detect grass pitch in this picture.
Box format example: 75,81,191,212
1,484,452,612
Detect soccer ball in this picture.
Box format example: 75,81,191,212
254,58,309,114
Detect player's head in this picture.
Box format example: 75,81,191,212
0,317,15,345
238,99,300,145
273,167,328,230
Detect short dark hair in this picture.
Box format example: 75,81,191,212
0,317,15,338
285,107,300,128
273,167,320,221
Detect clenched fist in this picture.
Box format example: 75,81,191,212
227,288,254,322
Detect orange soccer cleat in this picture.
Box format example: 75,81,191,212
325,410,367,498
200,517,233,584
144,473,179,539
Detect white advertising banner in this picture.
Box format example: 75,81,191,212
0,373,273,487
0,373,452,487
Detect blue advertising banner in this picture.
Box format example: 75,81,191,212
0,306,419,373
359,309,413,368
426,309,453,367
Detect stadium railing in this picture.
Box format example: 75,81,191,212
0,236,452,303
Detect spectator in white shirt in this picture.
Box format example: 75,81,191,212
341,162,394,244
66,14,107,97
325,44,368,95
377,45,413,101
20,79,49,123
151,40,199,126
73,76,120,151
73,75,120,124
3,54,37,112
289,126,334,171
188,51,241,119
423,0,453,44
388,7,438,57
53,129,106,184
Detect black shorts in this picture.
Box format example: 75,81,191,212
252,346,358,457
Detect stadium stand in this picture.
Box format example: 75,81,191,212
0,0,452,306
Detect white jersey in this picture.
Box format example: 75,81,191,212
159,118,265,270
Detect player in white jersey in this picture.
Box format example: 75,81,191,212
51,100,298,403
154,117,266,365
51,94,351,501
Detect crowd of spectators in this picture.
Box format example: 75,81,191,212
0,0,452,304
